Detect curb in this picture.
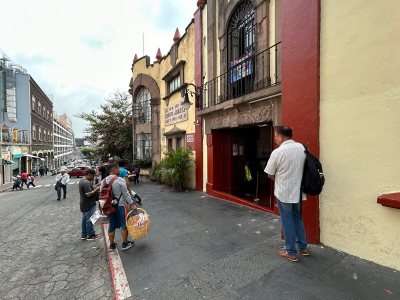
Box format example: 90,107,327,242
103,223,132,300
0,174,54,193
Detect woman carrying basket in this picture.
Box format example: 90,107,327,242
100,163,138,252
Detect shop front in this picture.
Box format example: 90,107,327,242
1,144,30,181
199,95,281,213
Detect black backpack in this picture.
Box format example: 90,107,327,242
299,144,325,220
301,144,325,196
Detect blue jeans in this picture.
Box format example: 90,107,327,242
57,184,67,199
277,199,307,257
81,205,97,238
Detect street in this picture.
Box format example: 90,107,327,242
1,176,399,300
0,174,113,300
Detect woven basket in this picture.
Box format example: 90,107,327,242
126,208,150,240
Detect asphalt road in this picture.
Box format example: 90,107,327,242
0,175,114,300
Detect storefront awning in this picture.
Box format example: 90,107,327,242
23,154,45,161
1,158,13,165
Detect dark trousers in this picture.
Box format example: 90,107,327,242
22,179,29,188
27,182,35,188
133,175,139,185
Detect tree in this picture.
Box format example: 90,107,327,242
75,90,133,162
80,147,92,156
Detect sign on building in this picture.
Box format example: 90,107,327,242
164,99,188,126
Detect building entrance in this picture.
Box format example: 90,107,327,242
213,124,275,209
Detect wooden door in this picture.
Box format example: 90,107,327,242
223,130,232,194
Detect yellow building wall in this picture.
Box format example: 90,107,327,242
320,0,400,270
132,22,197,190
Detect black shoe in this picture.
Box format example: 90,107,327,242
135,195,142,204
109,242,117,252
57,198,60,201
121,241,134,251
63,197,66,199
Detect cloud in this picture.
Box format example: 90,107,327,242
0,0,197,138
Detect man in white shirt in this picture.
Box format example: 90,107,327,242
55,170,70,201
264,126,309,261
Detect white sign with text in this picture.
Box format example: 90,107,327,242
164,99,188,126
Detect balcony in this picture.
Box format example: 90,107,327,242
199,42,281,113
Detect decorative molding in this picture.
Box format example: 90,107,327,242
210,115,238,129
238,107,272,125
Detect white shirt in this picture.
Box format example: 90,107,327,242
264,140,306,203
56,173,70,185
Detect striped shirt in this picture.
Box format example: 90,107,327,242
264,140,306,203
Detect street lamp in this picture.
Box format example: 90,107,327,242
183,83,204,110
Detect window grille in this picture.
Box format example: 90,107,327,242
136,133,152,159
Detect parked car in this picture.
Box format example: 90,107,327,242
67,164,74,169
68,166,91,178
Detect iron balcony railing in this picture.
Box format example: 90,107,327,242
201,41,281,110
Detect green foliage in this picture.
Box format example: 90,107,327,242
160,147,195,191
81,147,92,156
149,161,164,182
75,90,133,162
133,156,152,169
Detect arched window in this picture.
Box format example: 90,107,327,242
135,87,151,124
227,0,255,98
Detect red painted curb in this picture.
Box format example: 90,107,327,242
103,223,132,300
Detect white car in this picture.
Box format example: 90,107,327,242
67,164,74,169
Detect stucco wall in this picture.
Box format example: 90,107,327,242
320,0,400,270
132,22,197,189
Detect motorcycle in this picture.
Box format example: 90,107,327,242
50,169,57,176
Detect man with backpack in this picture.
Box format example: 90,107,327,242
100,163,137,251
264,126,309,262
79,169,102,241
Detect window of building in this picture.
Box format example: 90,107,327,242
136,133,152,159
32,96,36,111
48,132,50,142
176,138,182,149
32,125,36,140
134,87,151,124
168,139,173,151
38,102,42,115
169,75,180,93
47,109,50,120
39,127,42,141
227,0,255,97
43,129,47,141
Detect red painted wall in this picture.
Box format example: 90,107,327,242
194,8,204,191
281,0,321,244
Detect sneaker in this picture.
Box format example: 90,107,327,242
109,242,117,252
57,198,60,201
80,236,86,240
121,241,135,251
86,234,102,241
279,250,298,262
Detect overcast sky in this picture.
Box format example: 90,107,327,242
0,0,196,137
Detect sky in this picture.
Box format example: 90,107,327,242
0,0,197,138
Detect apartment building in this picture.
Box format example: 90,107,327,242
53,113,73,168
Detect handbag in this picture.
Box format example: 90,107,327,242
54,175,65,191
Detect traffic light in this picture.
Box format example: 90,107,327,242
14,130,18,142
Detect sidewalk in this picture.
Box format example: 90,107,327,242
0,174,53,193
111,182,399,300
